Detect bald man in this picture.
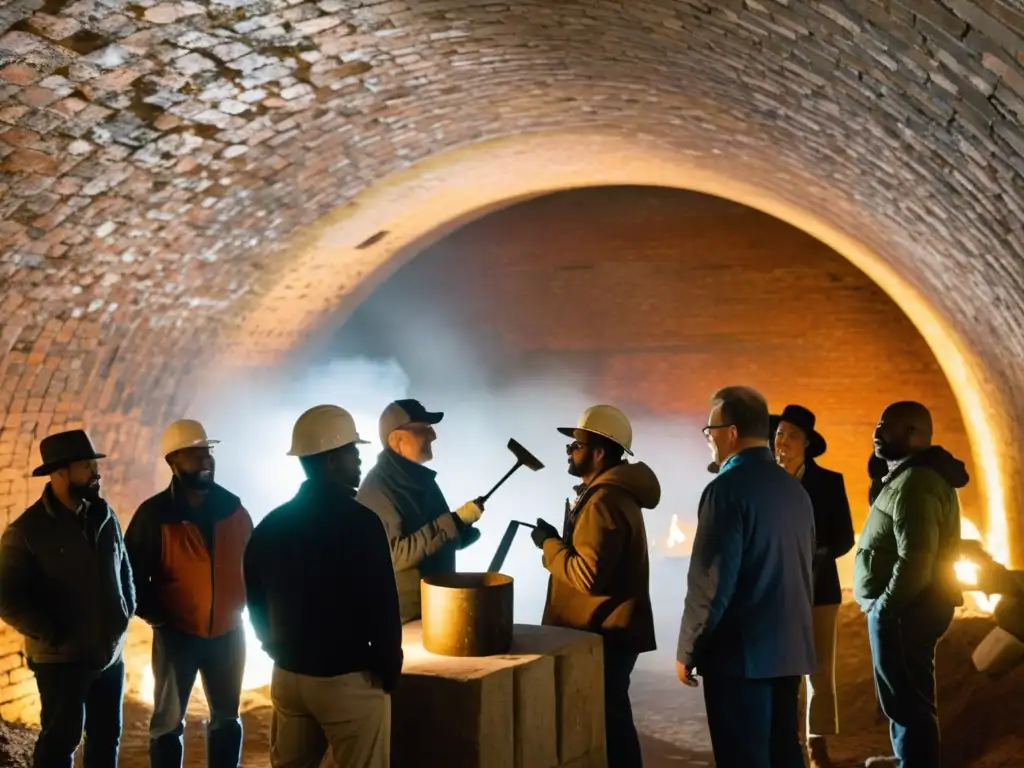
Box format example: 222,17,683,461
853,402,968,768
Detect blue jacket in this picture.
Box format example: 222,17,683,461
676,447,816,679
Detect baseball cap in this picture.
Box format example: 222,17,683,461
379,399,444,445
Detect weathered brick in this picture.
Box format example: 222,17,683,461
0,0,1020,711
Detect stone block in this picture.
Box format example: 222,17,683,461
558,746,607,768
392,622,572,768
513,652,557,768
511,624,605,765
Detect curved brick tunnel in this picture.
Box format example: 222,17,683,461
2,0,1024,720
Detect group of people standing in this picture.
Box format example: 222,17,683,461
0,385,969,768
678,387,967,768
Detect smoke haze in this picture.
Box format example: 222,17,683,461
195,296,718,674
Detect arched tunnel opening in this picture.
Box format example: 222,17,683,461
118,185,1009,766
4,1,1024,766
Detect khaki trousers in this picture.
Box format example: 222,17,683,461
805,603,840,737
270,667,390,768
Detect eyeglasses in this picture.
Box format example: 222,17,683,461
701,424,735,437
566,441,590,454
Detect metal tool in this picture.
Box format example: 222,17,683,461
487,520,536,573
478,438,545,506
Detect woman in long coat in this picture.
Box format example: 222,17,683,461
772,405,855,768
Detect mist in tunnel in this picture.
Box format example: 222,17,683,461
196,294,715,678
185,185,983,687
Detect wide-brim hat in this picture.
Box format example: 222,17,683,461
557,404,634,455
770,405,826,459
31,429,106,477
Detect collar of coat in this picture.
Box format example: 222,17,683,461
375,447,438,489
719,446,774,475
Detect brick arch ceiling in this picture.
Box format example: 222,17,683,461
1,2,1023,561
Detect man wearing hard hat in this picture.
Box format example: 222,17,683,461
357,399,484,623
531,404,660,768
124,419,253,768
245,405,401,768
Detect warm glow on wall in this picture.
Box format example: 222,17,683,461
216,130,1015,577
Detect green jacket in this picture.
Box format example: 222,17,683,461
854,446,967,617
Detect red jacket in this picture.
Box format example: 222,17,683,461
125,481,252,638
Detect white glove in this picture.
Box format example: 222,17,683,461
454,501,483,525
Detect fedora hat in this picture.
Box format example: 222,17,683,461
770,405,827,459
31,430,106,477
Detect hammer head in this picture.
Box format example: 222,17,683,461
508,438,544,471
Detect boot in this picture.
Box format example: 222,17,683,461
807,736,833,768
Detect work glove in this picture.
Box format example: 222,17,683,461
458,525,482,549
531,518,560,549
454,499,483,526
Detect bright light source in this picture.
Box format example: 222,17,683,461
959,517,1000,614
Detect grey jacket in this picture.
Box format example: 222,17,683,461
0,486,135,668
356,449,474,623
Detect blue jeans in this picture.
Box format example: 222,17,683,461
29,659,124,768
603,649,641,768
703,674,803,768
149,626,245,768
868,601,954,767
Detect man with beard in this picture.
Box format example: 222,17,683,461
531,405,658,768
677,386,816,768
0,429,135,768
245,405,401,768
357,399,484,623
854,402,967,768
125,419,253,768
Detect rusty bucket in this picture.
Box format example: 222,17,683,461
420,572,514,657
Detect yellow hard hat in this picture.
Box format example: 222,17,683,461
288,405,369,457
557,405,633,455
161,419,219,458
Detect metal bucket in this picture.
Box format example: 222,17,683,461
420,572,514,657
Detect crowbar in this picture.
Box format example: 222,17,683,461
487,520,536,573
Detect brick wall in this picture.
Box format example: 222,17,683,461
2,0,1023,715
340,185,978,537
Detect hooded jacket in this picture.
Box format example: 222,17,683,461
854,446,968,617
541,461,659,654
356,449,476,623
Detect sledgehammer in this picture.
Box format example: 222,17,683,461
477,438,545,506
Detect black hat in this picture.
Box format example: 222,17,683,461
31,430,106,477
378,399,443,445
770,405,826,459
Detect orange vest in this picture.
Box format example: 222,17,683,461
159,508,251,637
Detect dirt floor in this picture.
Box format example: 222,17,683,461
4,602,1024,768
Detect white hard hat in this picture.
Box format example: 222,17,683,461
288,404,369,457
161,419,220,458
557,405,634,455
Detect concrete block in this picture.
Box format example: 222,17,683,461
393,621,560,768
558,746,608,768
511,624,605,764
391,665,513,768
512,652,557,768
